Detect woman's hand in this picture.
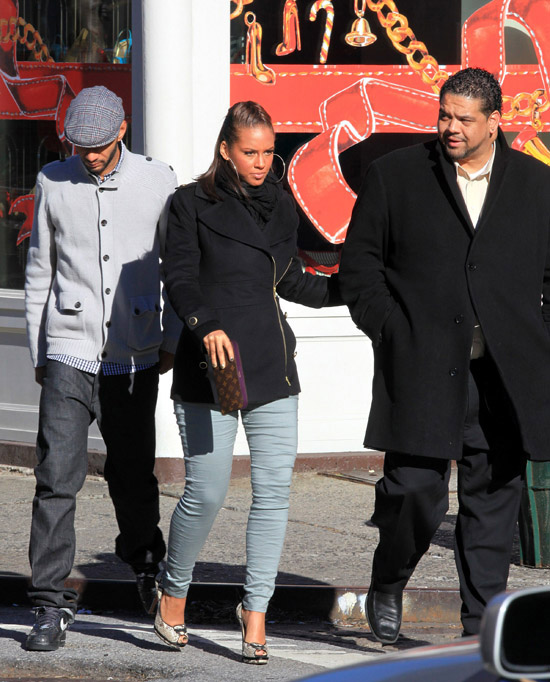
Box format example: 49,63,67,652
203,330,234,369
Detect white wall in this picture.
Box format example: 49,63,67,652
260,302,372,455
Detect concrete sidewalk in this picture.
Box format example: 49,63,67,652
2,462,549,627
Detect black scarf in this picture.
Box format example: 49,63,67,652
219,172,281,228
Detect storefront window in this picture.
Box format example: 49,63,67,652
15,1,131,65
0,0,131,290
229,0,550,275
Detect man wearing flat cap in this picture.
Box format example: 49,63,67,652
24,86,180,651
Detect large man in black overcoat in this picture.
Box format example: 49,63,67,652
339,67,550,641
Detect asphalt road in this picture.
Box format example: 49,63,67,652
1,606,463,682
2,464,549,681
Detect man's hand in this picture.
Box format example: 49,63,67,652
35,366,46,386
158,350,175,375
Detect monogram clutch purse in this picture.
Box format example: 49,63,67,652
209,341,248,415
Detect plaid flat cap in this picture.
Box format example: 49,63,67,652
64,86,125,148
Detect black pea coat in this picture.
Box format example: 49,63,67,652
339,129,550,462
163,182,339,407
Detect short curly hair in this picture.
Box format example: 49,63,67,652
440,67,502,115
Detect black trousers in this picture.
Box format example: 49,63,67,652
370,357,526,634
28,361,166,611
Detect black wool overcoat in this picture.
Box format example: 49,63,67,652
163,182,339,406
339,129,550,461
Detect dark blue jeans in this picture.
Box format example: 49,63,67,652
28,360,166,612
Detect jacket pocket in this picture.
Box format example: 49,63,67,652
380,302,400,341
127,295,163,351
46,291,86,339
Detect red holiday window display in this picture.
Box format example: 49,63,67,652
230,0,550,274
0,0,131,248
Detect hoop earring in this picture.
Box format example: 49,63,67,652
272,153,286,183
227,157,239,177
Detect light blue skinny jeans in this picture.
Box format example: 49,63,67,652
163,395,298,613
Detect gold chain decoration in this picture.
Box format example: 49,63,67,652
365,0,448,93
0,16,54,62
502,89,550,131
365,0,549,132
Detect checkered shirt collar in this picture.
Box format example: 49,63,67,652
95,141,125,185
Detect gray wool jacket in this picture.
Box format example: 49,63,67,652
25,149,181,368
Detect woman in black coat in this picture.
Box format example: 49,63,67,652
154,101,339,663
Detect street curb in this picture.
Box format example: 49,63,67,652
1,576,461,625
0,440,385,482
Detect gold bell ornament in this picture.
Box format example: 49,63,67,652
345,0,377,47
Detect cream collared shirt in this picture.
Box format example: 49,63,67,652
454,143,496,359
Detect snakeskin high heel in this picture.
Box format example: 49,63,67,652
236,602,269,664
154,588,188,650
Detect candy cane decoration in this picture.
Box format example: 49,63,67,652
309,0,334,64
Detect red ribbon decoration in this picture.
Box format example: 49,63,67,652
287,0,550,260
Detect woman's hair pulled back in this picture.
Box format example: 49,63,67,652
197,101,274,200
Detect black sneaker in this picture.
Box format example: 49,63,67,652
26,606,74,651
136,568,161,615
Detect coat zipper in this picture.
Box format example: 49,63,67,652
273,257,293,386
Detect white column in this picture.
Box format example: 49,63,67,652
132,0,230,458
134,0,230,181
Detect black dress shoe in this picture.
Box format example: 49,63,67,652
136,566,161,615
366,589,402,644
26,606,74,651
